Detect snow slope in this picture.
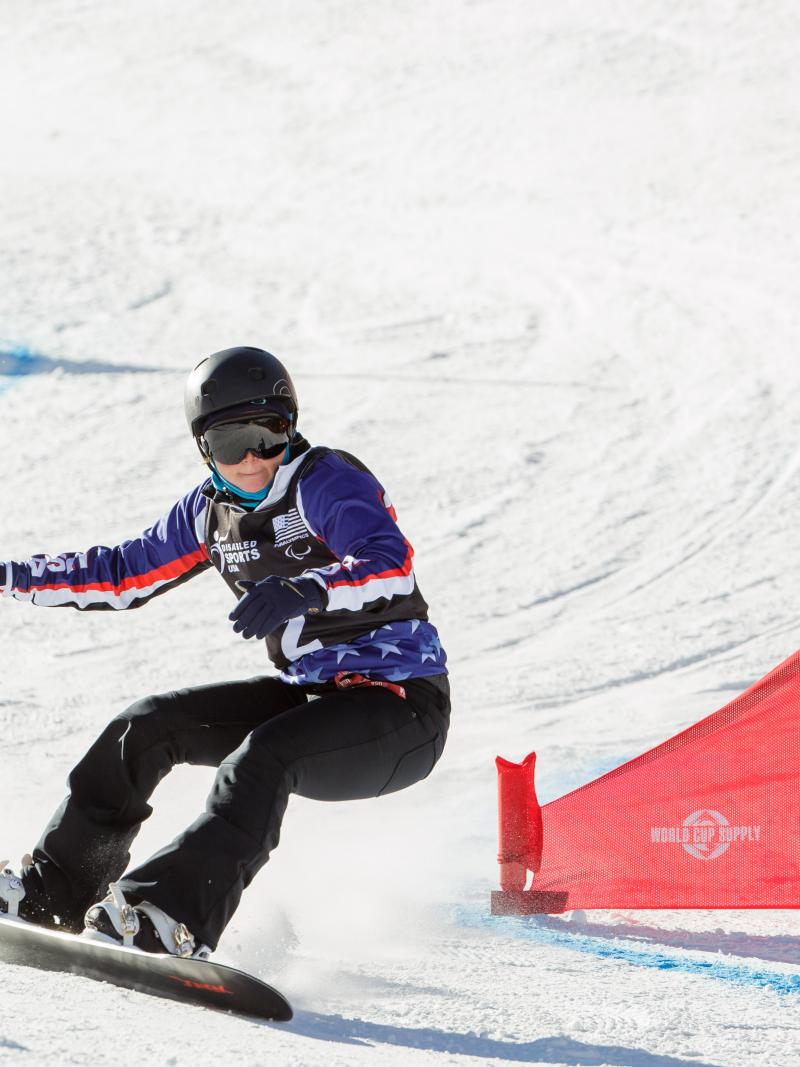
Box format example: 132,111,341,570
3,1,800,1063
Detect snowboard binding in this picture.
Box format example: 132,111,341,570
84,883,209,959
0,861,26,918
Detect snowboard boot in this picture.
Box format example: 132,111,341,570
83,883,210,960
0,855,77,931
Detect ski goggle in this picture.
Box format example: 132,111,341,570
199,414,291,465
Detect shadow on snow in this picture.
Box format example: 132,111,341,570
284,1011,718,1066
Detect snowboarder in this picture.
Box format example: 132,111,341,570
0,346,449,959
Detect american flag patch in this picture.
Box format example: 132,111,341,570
273,509,309,547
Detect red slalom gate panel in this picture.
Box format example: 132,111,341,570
492,650,800,914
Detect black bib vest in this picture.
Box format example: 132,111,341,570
203,445,430,669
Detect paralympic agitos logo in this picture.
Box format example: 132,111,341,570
650,809,761,860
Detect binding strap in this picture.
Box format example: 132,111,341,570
334,672,406,700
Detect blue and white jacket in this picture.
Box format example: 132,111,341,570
0,438,447,686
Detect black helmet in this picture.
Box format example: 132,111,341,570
184,347,298,439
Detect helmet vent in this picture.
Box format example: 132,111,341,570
201,379,217,396
248,367,265,381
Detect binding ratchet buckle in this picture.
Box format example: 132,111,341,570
172,923,195,958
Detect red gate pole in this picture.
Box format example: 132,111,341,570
496,752,543,891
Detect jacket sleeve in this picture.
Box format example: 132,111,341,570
295,453,417,613
0,482,212,610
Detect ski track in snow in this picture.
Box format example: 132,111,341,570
3,0,800,1064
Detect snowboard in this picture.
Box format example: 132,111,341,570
0,913,292,1021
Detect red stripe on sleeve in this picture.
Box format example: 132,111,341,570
20,547,209,598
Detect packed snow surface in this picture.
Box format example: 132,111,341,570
3,2,800,1064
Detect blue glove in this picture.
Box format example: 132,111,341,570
229,575,325,640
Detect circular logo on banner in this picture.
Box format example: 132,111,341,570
682,809,730,861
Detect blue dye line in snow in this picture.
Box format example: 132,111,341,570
0,345,39,393
0,345,38,370
0,344,169,383
455,906,800,997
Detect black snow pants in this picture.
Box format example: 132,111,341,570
22,673,450,949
